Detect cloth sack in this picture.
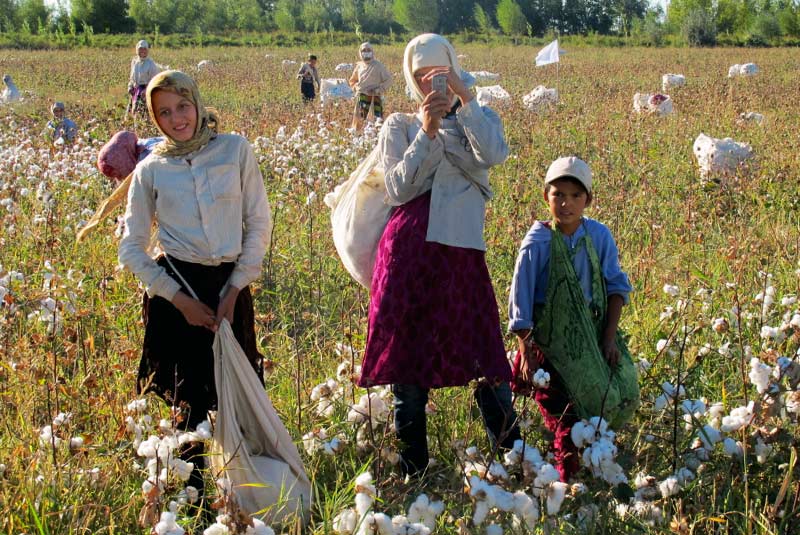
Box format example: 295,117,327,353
211,320,312,524
523,225,640,428
319,78,354,104
693,133,753,181
324,142,389,289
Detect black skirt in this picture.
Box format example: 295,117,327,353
137,255,264,428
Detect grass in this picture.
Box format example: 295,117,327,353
0,44,799,533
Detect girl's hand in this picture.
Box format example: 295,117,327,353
420,90,450,138
602,335,620,367
172,291,217,332
215,285,240,328
419,66,472,105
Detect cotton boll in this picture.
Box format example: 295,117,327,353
697,425,722,449
658,476,680,497
472,500,490,526
755,438,772,463
512,491,539,528
674,467,695,485
355,491,374,517
749,358,773,394
723,438,743,458
533,463,560,496
248,519,275,535
372,513,393,535
546,481,568,515
333,508,358,534
663,284,679,297
203,523,231,535
487,461,509,482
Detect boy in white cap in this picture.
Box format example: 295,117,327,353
128,39,161,113
508,156,635,482
46,102,78,143
348,42,393,129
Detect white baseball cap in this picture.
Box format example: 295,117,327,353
544,156,592,194
136,40,149,49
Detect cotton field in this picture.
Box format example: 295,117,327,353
0,44,799,534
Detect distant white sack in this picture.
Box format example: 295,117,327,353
320,78,354,105
728,63,758,78
633,93,673,116
662,73,685,92
469,71,500,82
476,85,511,107
693,133,753,181
522,85,558,112
335,63,354,72
737,112,765,125
1,74,20,104
282,59,298,67
197,60,212,69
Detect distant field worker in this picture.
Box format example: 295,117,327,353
119,70,271,515
348,42,393,128
297,54,320,103
46,102,78,143
128,40,161,114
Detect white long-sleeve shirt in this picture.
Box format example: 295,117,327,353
129,57,161,87
349,59,392,96
379,98,508,251
119,134,272,301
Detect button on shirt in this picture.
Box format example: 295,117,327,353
119,134,272,301
379,98,508,251
508,217,632,332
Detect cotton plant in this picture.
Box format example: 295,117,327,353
570,417,628,485
332,472,443,535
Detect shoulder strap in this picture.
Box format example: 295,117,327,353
164,255,200,301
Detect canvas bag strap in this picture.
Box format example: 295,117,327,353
164,255,200,301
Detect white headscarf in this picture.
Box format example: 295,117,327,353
402,33,474,106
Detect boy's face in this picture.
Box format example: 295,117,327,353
544,177,591,235
137,47,148,59
309,59,317,68
53,108,64,119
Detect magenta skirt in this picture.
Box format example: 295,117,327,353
359,191,511,389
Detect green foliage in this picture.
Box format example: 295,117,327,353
750,11,782,42
274,0,301,31
495,0,526,36
682,7,717,46
777,4,800,37
473,2,493,35
17,0,51,35
392,0,438,33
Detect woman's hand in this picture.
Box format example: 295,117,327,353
420,90,451,138
172,291,217,332
215,285,240,329
419,66,472,105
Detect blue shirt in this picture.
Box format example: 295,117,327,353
508,217,632,332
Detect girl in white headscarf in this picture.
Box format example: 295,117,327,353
357,34,520,477
348,42,393,128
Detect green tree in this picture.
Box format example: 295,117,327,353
474,2,493,34
751,10,782,40
715,0,739,34
613,0,646,36
496,0,527,34
231,0,266,31
666,0,711,31
777,4,800,37
71,0,131,32
393,0,439,32
301,0,342,32
682,6,716,45
129,0,179,33
18,0,50,33
438,0,475,33
274,0,300,31
0,0,17,31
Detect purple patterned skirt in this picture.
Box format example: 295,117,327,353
359,191,511,389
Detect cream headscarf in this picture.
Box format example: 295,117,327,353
402,33,474,107
146,70,219,158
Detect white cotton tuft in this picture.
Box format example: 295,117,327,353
658,476,680,497
723,437,744,458
485,523,503,535
546,481,568,515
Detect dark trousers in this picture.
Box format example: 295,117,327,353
301,80,316,102
392,382,521,476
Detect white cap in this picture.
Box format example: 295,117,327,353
544,156,592,194
136,40,149,49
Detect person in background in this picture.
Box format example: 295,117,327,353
358,33,520,477
46,102,78,143
128,40,161,114
508,156,633,482
348,42,393,129
297,54,320,103
118,70,271,520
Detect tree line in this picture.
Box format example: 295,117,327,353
1,0,799,45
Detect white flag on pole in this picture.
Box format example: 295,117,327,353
536,39,560,67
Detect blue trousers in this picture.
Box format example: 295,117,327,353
391,382,521,476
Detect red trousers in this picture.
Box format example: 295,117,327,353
512,345,580,482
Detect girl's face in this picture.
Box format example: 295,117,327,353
413,66,453,100
137,47,148,59
152,89,197,143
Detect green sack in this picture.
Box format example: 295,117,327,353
533,225,640,427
